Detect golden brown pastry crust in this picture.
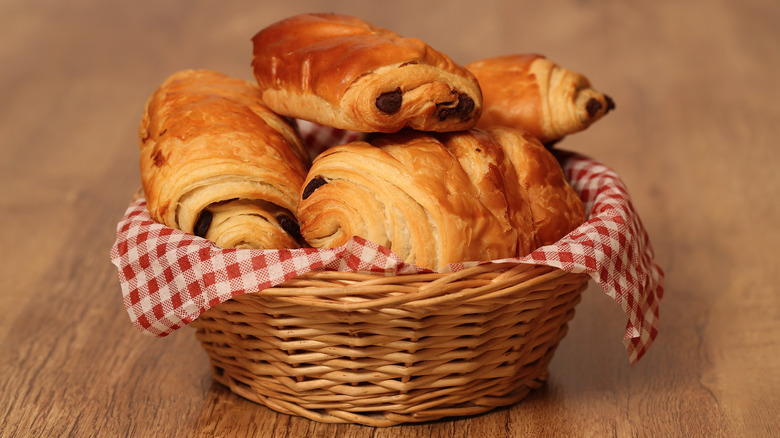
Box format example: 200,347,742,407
296,127,585,268
467,54,614,144
251,13,482,133
487,127,586,246
296,131,524,270
203,200,301,250
138,69,309,249
434,129,537,258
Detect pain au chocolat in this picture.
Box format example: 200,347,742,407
138,69,310,249
296,130,524,270
467,54,614,145
296,128,585,270
250,13,482,133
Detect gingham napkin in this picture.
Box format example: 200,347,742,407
110,121,664,365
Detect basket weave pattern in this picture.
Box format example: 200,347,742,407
191,261,589,426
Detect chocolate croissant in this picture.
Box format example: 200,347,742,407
138,69,310,249
297,128,586,269
466,54,614,145
296,130,531,270
251,13,482,133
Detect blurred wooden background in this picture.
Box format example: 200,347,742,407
1,1,778,436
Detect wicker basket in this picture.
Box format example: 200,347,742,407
190,260,589,427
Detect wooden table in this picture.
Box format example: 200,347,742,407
2,1,778,436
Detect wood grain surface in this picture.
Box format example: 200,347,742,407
1,1,778,436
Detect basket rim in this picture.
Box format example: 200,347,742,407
209,262,590,312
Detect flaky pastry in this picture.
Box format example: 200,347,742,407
487,127,587,246
138,69,309,249
296,127,586,269
251,13,482,133
296,131,524,270
467,54,614,145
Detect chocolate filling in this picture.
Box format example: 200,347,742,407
376,88,403,114
586,94,617,118
194,210,213,238
302,176,328,200
277,215,303,241
437,93,475,121
586,98,603,118
605,95,616,112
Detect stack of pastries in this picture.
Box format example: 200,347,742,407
138,13,613,270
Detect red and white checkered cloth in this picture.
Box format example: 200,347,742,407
110,121,664,365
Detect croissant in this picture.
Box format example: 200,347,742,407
466,54,614,145
297,130,536,270
251,13,482,133
297,127,586,269
138,69,309,249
